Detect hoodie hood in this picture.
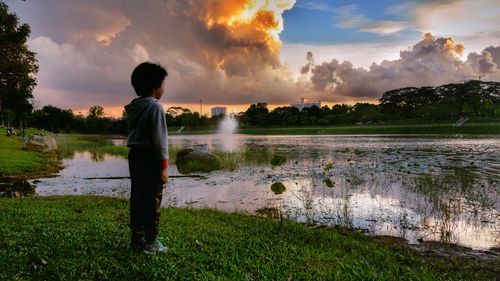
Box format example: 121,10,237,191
125,96,169,160
125,97,157,128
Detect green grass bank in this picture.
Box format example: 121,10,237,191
167,123,500,135
0,131,59,179
1,196,497,280
235,123,500,135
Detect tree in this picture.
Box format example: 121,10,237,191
351,103,380,123
88,105,104,119
86,105,107,133
241,103,269,125
30,105,74,133
0,2,38,121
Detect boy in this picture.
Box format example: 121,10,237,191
125,62,169,253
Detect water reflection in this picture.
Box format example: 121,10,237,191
32,135,499,250
90,151,106,162
0,180,36,198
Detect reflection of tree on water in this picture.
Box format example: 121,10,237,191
0,180,36,198
90,151,105,162
57,149,112,163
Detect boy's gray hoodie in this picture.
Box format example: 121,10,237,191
124,97,168,160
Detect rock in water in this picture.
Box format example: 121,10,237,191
26,135,58,152
176,148,222,174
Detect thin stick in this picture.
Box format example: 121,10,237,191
83,175,206,180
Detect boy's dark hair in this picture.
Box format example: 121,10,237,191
131,62,168,97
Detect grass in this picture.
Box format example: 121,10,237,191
213,147,275,170
53,134,181,162
168,123,500,135
0,130,59,178
236,123,500,135
52,134,130,159
1,196,496,280
5,132,276,175
175,147,278,173
172,146,276,172
53,134,274,172
412,168,496,209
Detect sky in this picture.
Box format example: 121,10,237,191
5,0,500,117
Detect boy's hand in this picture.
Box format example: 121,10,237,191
160,168,169,184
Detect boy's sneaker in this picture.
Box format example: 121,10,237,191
143,240,168,254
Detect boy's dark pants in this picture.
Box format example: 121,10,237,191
128,146,164,244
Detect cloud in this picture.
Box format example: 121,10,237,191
385,0,500,41
7,0,301,109
333,0,500,40
6,1,131,43
333,5,407,35
5,0,500,110
413,0,500,37
360,21,408,35
296,1,333,12
301,33,500,101
333,4,367,29
467,46,500,75
483,46,500,67
281,41,405,74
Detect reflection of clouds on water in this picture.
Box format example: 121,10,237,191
219,134,239,152
32,135,500,250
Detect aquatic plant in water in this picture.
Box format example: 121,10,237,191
323,163,334,173
323,178,335,188
271,155,286,166
271,182,286,195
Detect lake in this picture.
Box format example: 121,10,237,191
32,134,499,250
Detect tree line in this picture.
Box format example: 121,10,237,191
2,104,223,134
239,80,499,127
2,79,497,135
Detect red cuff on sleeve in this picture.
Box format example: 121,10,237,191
161,160,168,170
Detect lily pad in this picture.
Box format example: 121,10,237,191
271,182,286,195
323,178,335,188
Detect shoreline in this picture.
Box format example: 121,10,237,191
1,196,498,280
10,188,500,256
169,123,500,136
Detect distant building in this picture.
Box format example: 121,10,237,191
211,107,227,117
290,98,321,111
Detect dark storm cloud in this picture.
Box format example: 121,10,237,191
6,0,299,109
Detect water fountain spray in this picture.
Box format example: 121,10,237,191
217,114,238,135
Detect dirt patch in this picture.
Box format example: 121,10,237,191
0,179,36,198
256,207,280,219
375,236,500,280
